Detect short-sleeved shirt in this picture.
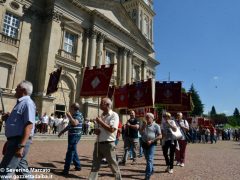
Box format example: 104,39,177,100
141,122,161,143
176,119,189,140
5,96,36,138
125,118,139,139
68,111,84,135
161,119,177,141
97,110,119,142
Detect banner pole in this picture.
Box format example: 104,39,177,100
0,88,5,114
97,97,100,158
60,81,68,112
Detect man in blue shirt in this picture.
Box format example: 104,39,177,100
58,102,83,176
0,80,36,179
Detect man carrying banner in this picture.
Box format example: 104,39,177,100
58,102,84,176
119,110,139,165
88,97,122,180
0,80,36,179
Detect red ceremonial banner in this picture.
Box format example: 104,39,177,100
80,64,114,97
114,85,128,109
46,67,62,95
198,118,204,126
166,93,193,112
155,81,182,105
128,79,153,109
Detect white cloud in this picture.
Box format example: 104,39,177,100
213,76,219,80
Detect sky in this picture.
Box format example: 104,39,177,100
153,0,240,115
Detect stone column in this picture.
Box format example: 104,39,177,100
7,65,15,89
126,51,133,84
141,61,147,80
76,32,83,63
117,49,122,86
96,33,105,67
81,29,89,67
87,30,97,67
121,48,128,86
113,53,117,85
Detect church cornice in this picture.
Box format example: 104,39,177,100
139,0,155,16
66,0,138,42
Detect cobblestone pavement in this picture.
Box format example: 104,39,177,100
0,137,239,180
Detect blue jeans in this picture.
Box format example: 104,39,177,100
64,134,81,172
0,137,33,180
143,144,155,178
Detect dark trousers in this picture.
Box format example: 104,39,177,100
175,140,187,163
0,137,33,180
64,134,81,172
162,140,177,169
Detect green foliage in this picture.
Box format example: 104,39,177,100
188,84,204,116
210,106,217,117
211,113,228,125
223,123,240,129
228,116,240,126
233,108,240,117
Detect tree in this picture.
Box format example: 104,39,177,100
233,108,240,117
188,84,204,116
210,106,217,117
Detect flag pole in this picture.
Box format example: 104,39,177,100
0,87,5,114
96,97,100,158
60,80,68,112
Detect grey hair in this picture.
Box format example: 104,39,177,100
177,112,183,117
71,102,80,111
19,80,33,96
146,112,154,119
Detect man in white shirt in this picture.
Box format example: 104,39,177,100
88,97,121,180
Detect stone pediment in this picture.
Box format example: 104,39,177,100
77,0,154,53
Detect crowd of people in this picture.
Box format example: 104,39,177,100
0,80,239,180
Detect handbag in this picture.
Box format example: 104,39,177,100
169,126,183,139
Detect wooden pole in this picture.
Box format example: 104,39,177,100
0,88,5,114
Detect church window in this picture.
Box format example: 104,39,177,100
105,51,113,65
64,31,77,54
2,12,20,38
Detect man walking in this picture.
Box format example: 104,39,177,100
88,97,121,180
58,102,84,176
0,80,36,179
120,110,139,165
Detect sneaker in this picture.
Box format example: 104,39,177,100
75,167,82,171
180,163,185,167
168,169,173,174
61,171,69,176
176,161,181,166
165,166,170,172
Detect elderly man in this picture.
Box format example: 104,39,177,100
119,110,139,165
58,102,84,176
0,80,36,179
88,97,122,180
